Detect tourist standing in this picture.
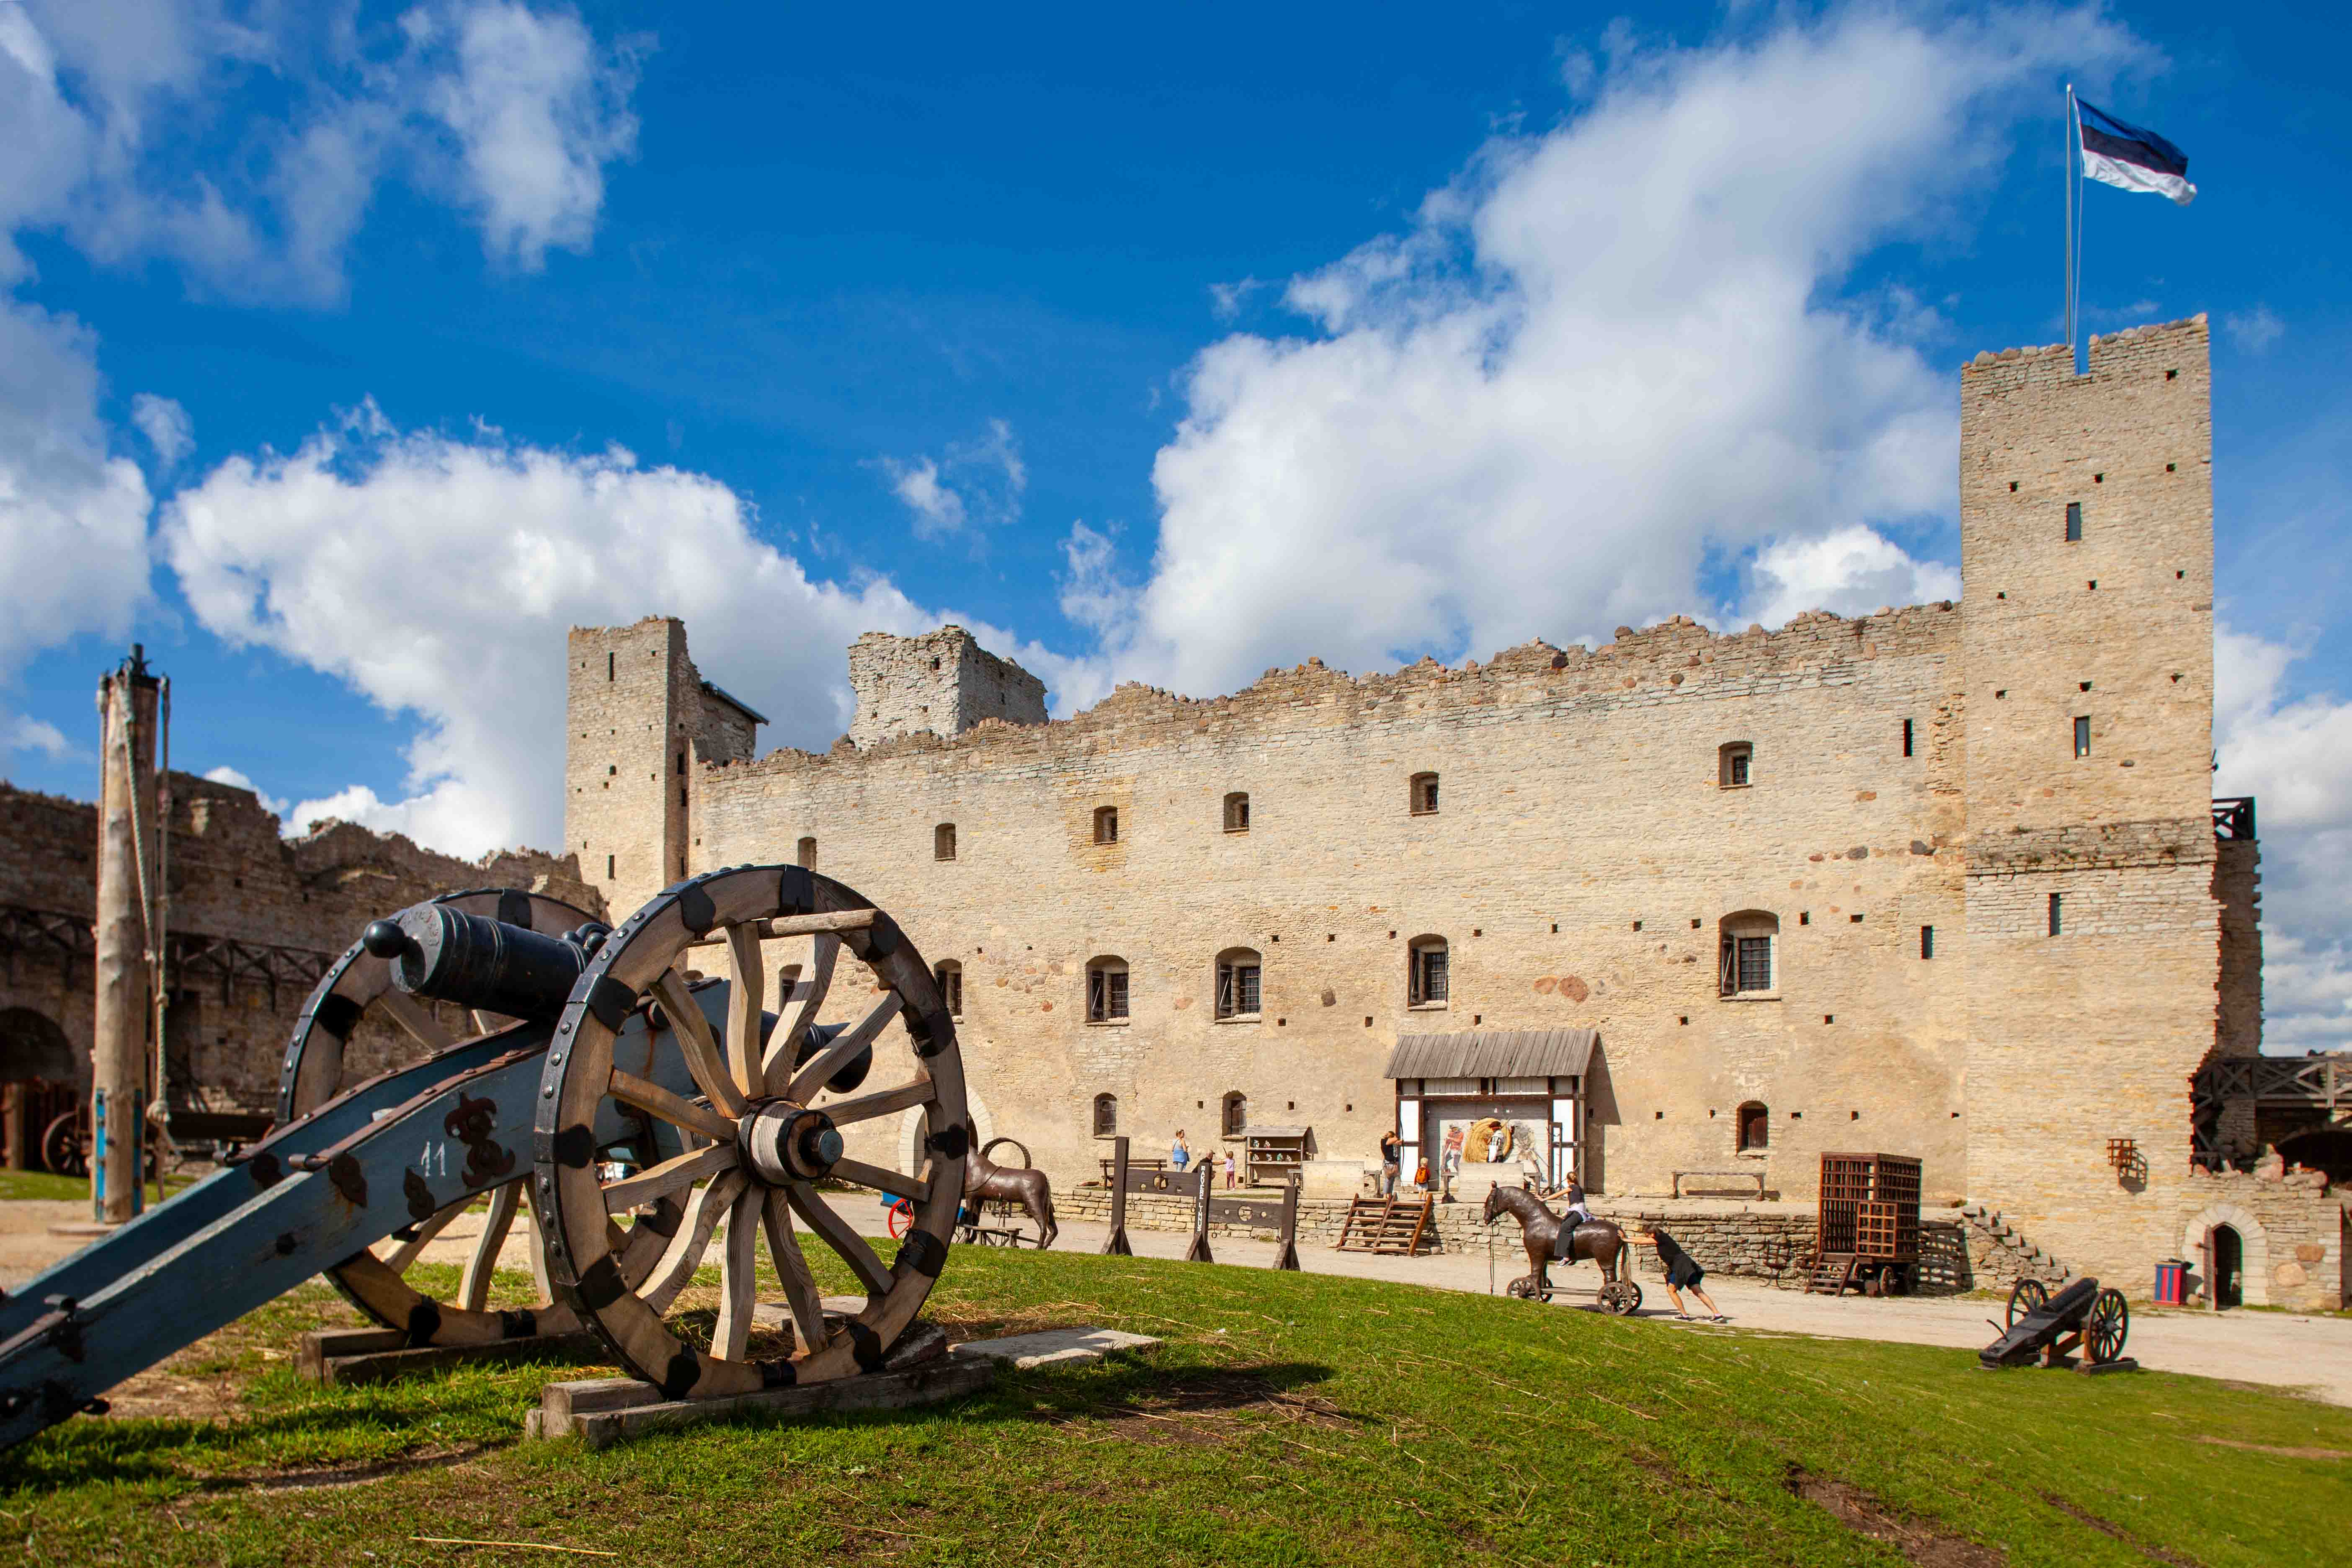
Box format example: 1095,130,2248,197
1440,1124,1465,1203
1223,1149,1238,1189
1378,1128,1402,1196
1171,1130,1190,1171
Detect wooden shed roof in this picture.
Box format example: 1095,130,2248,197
1382,1028,1597,1081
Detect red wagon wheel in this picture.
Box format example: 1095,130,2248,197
886,1198,916,1239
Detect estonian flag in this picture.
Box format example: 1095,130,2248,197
2077,98,2196,206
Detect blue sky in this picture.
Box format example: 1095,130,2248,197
3,1,2348,1044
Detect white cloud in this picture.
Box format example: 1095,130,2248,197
1078,6,2140,699
2214,623,2352,1048
1747,524,1961,629
199,762,287,817
160,406,1087,858
1207,276,1268,321
2222,304,2284,355
0,297,151,678
131,392,191,469
877,418,1027,541
0,0,645,302
6,714,79,761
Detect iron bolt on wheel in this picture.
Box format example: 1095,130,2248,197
536,865,967,1399
2084,1288,2129,1364
276,888,606,1344
2006,1277,2049,1329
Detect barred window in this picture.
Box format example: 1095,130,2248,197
1215,948,1262,1019
1407,936,1449,1006
1720,742,1753,788
934,961,962,1018
1086,957,1130,1022
1717,911,1779,996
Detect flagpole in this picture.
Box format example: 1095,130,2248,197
2064,83,2077,365
2069,85,2085,373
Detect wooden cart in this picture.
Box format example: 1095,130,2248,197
1806,1151,1921,1297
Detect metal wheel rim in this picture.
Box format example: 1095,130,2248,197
535,866,967,1399
2086,1289,2128,1363
277,888,602,1341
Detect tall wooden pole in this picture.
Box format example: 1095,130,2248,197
93,646,159,1224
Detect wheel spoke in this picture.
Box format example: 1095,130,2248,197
830,1156,930,1204
820,1078,936,1126
379,1197,467,1273
761,934,839,1093
783,991,903,1105
760,1195,830,1354
459,1181,523,1311
711,1186,763,1362
650,969,749,1119
784,1183,892,1297
637,1170,749,1317
722,923,766,1101
377,988,454,1052
601,1141,737,1211
609,1068,736,1144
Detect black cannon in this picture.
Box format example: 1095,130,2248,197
1976,1276,2134,1372
0,866,967,1455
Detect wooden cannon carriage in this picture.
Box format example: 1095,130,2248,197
1977,1277,2134,1372
0,867,973,1454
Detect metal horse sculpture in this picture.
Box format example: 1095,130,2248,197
1483,1182,1632,1301
962,1145,1058,1249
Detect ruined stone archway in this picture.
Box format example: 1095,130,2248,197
900,1079,995,1176
0,1008,74,1082
2179,1201,2271,1308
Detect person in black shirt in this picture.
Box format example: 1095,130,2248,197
1378,1130,1402,1195
1638,1227,1725,1321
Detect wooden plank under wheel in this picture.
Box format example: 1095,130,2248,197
276,887,633,1345
535,865,967,1401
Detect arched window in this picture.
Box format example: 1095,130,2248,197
796,836,817,868
1719,742,1753,788
1718,910,1779,996
1736,1101,1769,1152
934,960,962,1019
1093,805,1119,844
1223,791,1250,832
934,822,957,861
1408,772,1440,815
1086,956,1130,1022
1215,947,1262,1019
1221,1091,1248,1137
1093,1093,1118,1137
1406,936,1449,1008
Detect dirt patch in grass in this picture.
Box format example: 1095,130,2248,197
2190,1434,2350,1460
1789,1467,2005,1567
2040,1493,2208,1567
195,1446,490,1495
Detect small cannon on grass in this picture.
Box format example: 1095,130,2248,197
0,867,970,1454
1976,1277,2135,1374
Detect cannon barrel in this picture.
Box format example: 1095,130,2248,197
364,907,607,1021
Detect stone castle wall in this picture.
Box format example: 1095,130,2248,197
847,626,1048,749
0,774,601,1115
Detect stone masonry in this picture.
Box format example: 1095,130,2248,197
568,319,2318,1300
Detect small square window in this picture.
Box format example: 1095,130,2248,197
1409,773,1440,814
1720,742,1753,788
1093,806,1119,844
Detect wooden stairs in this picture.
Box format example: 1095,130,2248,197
1336,1194,1433,1256
1805,1253,1858,1296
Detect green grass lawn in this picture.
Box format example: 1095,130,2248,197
4,1246,2347,1567
0,1168,199,1203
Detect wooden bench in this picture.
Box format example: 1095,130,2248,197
1671,1169,1767,1199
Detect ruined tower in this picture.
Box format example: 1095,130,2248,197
846,627,1046,748
1957,316,2224,1271
565,618,765,918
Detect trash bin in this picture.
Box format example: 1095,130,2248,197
2153,1258,2189,1305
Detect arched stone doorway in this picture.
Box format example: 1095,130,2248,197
0,1008,75,1082
2181,1202,2269,1307
0,1008,80,1172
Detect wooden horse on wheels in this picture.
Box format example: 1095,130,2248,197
959,1137,1058,1249
1482,1182,1643,1314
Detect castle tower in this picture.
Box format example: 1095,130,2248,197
565,618,765,918
1957,316,2230,1279
846,626,1046,748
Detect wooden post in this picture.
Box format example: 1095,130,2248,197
1,1084,20,1171
92,648,160,1225
1101,1135,1132,1256
1183,1161,1214,1264
1272,1173,1300,1271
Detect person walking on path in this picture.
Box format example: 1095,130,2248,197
1439,1125,1464,1202
1635,1227,1726,1321
1170,1131,1191,1171
1378,1129,1403,1196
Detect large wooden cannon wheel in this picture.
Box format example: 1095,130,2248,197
276,888,634,1345
536,865,966,1398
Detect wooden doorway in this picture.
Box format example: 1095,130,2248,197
2210,1223,2244,1309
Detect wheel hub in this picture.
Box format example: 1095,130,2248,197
738,1101,842,1186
